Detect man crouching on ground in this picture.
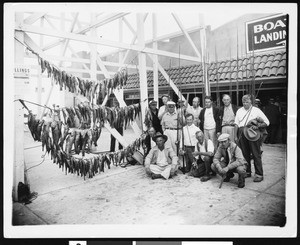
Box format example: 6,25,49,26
211,133,248,188
145,132,179,180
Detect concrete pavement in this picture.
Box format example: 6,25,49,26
13,128,286,226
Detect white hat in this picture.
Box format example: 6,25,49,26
167,101,176,106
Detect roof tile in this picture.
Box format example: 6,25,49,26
261,55,268,63
264,61,272,68
269,67,278,76
278,60,286,67
274,53,282,61
255,69,263,78
262,68,270,77
276,67,285,76
271,60,280,68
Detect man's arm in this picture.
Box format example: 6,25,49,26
168,147,179,166
227,145,247,170
145,147,155,170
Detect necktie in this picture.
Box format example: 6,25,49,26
225,149,230,164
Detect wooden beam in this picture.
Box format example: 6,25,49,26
152,13,159,106
44,15,58,30
42,13,129,51
172,13,202,59
147,53,188,103
104,122,129,148
45,14,90,25
23,12,47,25
67,44,90,70
17,24,202,62
137,13,148,132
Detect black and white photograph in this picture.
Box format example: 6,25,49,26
3,2,297,239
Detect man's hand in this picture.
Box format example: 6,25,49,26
192,151,199,157
179,149,185,156
220,166,229,175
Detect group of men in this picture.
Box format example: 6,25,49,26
143,93,270,188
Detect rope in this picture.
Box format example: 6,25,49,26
25,153,46,171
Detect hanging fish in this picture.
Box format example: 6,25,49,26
74,130,81,154
65,130,76,155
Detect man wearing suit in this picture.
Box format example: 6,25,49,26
219,94,239,142
263,98,281,144
199,96,221,150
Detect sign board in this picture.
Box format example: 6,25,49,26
14,64,30,78
246,14,287,53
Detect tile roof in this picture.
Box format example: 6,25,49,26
124,50,286,89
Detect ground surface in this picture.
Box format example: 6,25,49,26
13,126,286,226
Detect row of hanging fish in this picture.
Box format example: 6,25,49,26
59,102,141,130
38,57,128,104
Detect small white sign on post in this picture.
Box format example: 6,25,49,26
14,64,30,79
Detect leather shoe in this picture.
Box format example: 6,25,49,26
151,173,162,179
238,173,246,188
223,172,234,182
253,175,264,182
245,172,251,178
200,175,211,182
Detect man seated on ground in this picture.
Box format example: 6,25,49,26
144,132,179,180
191,130,215,182
211,133,248,188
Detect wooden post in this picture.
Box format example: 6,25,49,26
137,13,148,131
152,13,159,107
13,12,25,202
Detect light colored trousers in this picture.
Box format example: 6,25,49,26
204,128,217,150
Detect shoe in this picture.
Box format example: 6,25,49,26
245,172,251,178
253,175,264,182
200,175,211,182
223,172,234,182
178,166,186,173
238,173,246,188
210,171,216,176
151,173,162,179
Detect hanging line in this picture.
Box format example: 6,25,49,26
167,59,171,96
14,99,53,112
215,44,220,107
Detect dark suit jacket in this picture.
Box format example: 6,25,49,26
143,134,156,156
263,104,281,125
199,106,221,133
219,104,239,125
150,109,163,134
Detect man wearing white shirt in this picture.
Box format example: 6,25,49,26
178,113,201,173
191,130,215,181
199,96,221,150
234,94,270,182
158,94,170,120
186,96,203,127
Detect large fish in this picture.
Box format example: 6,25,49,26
74,130,81,154
65,130,76,155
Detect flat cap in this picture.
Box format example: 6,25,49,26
217,133,230,142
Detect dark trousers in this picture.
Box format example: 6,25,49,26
184,146,195,172
266,124,279,144
110,127,123,152
238,128,263,176
191,156,213,177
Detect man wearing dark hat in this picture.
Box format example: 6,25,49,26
144,132,179,180
161,101,184,153
158,94,171,120
145,100,163,134
234,94,269,182
212,133,248,188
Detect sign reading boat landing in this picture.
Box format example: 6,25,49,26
246,14,287,53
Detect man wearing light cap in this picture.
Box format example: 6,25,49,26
158,94,171,120
144,100,162,134
212,133,247,188
144,132,179,180
161,101,184,154
186,96,203,127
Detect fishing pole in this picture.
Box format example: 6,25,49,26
236,25,239,106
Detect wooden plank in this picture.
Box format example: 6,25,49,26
172,13,202,59
17,24,202,62
152,13,159,106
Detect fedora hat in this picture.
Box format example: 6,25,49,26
153,132,168,142
243,127,261,142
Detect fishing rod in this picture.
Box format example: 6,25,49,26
177,44,186,174
229,41,233,100
215,44,220,107
236,25,239,106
